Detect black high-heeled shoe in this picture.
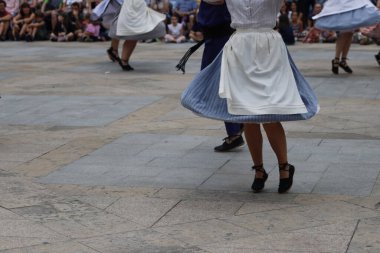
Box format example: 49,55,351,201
107,47,119,62
339,58,353,74
278,163,295,194
375,53,380,66
331,58,339,74
119,59,134,71
251,165,268,193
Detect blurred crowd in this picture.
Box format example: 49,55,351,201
277,0,379,46
0,0,378,45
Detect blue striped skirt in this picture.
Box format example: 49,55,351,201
181,50,319,123
315,5,380,31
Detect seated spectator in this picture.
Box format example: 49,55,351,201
41,0,63,33
278,13,295,45
303,2,322,43
77,13,101,41
164,15,186,43
290,11,303,38
66,2,83,38
288,1,303,24
307,3,322,29
12,3,35,40
320,30,336,43
5,0,19,16
25,9,47,41
173,0,197,32
0,0,11,40
50,11,74,41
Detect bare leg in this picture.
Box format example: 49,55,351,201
111,38,119,54
121,40,137,63
262,122,289,178
336,32,354,73
244,123,264,178
340,32,353,59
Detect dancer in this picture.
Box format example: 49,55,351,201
91,0,123,65
313,0,380,74
92,0,165,71
108,0,166,70
181,0,319,193
179,0,244,152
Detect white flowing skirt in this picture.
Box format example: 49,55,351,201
219,28,307,115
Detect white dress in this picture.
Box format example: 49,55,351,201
219,0,307,115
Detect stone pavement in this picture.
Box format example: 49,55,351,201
0,41,380,253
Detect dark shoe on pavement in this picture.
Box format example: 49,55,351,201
251,165,268,193
331,58,339,74
375,53,380,66
278,163,295,194
339,58,353,74
214,135,244,152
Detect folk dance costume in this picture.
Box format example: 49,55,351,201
108,0,166,41
91,0,123,29
181,0,319,123
313,0,380,31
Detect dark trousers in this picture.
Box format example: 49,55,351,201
201,35,243,136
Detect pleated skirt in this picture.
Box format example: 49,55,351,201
315,5,380,31
181,49,319,124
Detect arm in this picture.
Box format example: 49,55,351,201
24,13,36,24
0,13,12,22
29,20,45,28
13,14,21,24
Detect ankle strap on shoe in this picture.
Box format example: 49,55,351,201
252,165,265,172
279,163,290,171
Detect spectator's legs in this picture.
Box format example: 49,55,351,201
51,10,58,32
12,25,20,40
176,35,186,43
0,22,5,39
20,23,28,38
164,34,176,43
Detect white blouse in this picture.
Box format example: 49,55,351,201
225,0,282,29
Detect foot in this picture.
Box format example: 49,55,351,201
251,165,268,193
214,135,245,152
339,58,353,74
331,58,339,74
278,163,295,194
375,53,380,66
106,47,119,62
119,59,134,71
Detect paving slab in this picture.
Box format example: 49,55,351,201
1,41,380,252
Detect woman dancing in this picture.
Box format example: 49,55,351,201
92,0,166,71
313,0,380,74
181,0,319,193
